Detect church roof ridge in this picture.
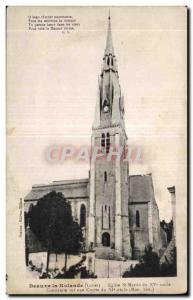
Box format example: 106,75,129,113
32,178,89,189
52,178,89,185
129,173,152,178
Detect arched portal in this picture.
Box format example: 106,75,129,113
80,204,86,227
102,232,110,247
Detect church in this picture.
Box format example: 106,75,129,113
25,15,163,261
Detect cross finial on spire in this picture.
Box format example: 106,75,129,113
108,9,111,20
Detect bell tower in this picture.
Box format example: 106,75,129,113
88,14,131,259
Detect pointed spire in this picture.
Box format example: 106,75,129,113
105,10,114,55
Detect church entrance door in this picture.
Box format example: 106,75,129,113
102,232,110,247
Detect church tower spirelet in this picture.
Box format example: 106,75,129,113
88,13,132,259
93,12,125,130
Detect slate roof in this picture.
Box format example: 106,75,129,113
129,174,155,203
25,178,89,201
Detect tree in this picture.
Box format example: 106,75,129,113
29,191,83,272
122,245,160,277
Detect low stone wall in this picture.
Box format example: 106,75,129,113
27,252,138,278
28,251,96,275
94,258,138,278
29,252,85,271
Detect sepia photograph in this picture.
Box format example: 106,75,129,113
6,6,187,294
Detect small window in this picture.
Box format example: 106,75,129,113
106,132,110,154
122,146,125,159
101,133,105,147
109,206,111,229
112,85,114,101
107,56,110,66
111,57,113,66
80,204,86,227
103,99,107,107
102,206,103,228
136,210,140,227
104,171,107,183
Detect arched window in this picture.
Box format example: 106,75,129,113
101,133,105,147
80,204,86,227
101,206,103,228
136,210,140,227
109,206,111,229
102,232,110,247
112,85,114,102
123,146,126,159
106,132,110,154
103,99,107,107
111,57,113,66
104,171,107,183
107,56,110,66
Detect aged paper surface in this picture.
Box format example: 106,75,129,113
6,6,187,294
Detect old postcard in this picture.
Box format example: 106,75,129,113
6,6,188,294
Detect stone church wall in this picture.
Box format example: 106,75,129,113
95,159,116,247
151,201,162,252
129,203,149,259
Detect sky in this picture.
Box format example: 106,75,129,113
7,6,187,221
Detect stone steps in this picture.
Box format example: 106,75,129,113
95,247,124,260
